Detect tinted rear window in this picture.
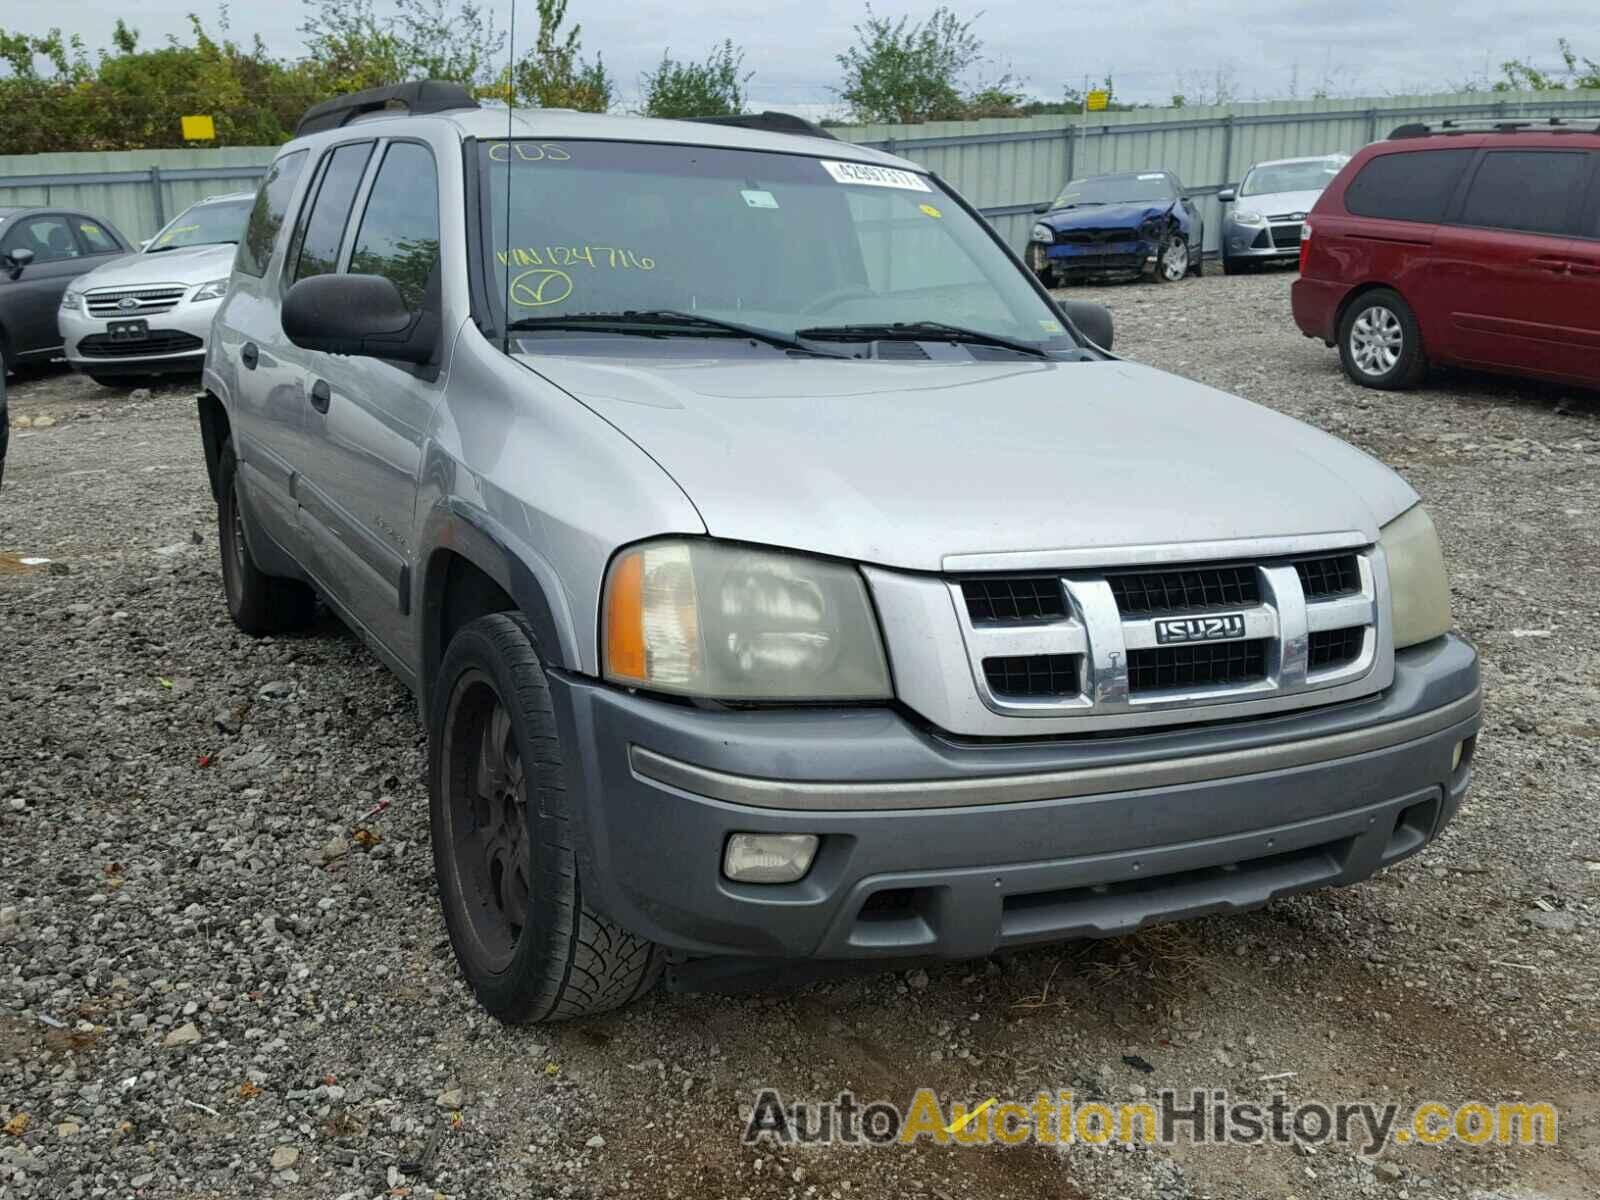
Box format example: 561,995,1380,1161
237,150,307,278
291,142,374,286
1343,149,1474,223
1458,150,1587,236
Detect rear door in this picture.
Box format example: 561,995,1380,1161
0,214,89,357
1422,146,1591,378
216,148,313,559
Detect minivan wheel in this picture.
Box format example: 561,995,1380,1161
216,443,317,633
430,612,661,1022
1338,289,1427,389
1154,235,1189,282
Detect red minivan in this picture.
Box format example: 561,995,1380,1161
1292,120,1600,390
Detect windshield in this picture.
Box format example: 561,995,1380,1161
146,198,251,252
1050,172,1176,209
480,140,1075,351
1240,159,1344,197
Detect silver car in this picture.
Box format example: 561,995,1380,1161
1218,154,1349,274
201,83,1478,1022
60,192,253,384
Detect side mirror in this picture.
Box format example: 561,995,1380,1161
6,247,34,272
1217,187,1236,203
282,274,436,365
1032,203,1050,215
1059,300,1113,352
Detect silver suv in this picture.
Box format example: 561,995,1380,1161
200,82,1480,1023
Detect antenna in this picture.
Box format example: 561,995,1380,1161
501,0,517,353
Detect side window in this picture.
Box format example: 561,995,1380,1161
1343,149,1474,223
74,219,121,255
347,143,440,311
2,216,82,263
1457,150,1588,237
237,149,308,277
290,142,374,287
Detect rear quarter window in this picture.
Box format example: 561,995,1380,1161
1457,150,1588,236
237,150,309,278
1342,149,1474,223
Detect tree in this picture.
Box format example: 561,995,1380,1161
835,5,1017,124
508,0,614,112
1493,39,1600,91
640,41,749,118
299,0,504,92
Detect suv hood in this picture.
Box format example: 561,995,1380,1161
75,243,234,289
1039,201,1173,233
1232,188,1323,216
521,354,1417,571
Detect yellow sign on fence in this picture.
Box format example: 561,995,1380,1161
1085,90,1110,112
180,115,216,141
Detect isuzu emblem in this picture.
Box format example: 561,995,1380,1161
1154,614,1246,644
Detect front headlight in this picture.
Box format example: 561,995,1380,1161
1232,208,1267,226
60,289,82,312
1381,505,1451,648
1030,223,1054,243
602,539,892,700
190,278,230,303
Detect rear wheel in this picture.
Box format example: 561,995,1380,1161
1337,289,1427,390
430,613,661,1022
216,443,317,633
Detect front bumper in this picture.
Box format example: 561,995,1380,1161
1030,238,1158,278
553,635,1479,962
61,298,218,373
1223,219,1304,262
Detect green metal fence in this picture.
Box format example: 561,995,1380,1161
0,147,277,242
833,89,1600,254
3,89,1599,249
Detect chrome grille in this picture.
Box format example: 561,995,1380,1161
85,285,187,318
933,542,1383,727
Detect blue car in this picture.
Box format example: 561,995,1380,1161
1027,170,1204,285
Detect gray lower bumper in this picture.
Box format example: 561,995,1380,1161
551,636,1479,961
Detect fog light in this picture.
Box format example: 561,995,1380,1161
723,833,818,883
1451,740,1465,772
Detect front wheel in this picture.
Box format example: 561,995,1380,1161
1154,235,1189,283
1337,289,1427,390
430,612,661,1022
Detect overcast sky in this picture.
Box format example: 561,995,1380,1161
4,1,1589,113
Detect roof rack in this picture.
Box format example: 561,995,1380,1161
684,111,838,141
1389,116,1600,139
295,81,479,137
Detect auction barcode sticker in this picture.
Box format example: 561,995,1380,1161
819,160,931,192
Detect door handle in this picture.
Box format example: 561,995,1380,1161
309,379,331,413
240,341,259,369
1528,256,1571,274
1567,260,1600,277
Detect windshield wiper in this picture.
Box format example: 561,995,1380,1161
505,309,845,357
146,239,237,253
793,321,1052,360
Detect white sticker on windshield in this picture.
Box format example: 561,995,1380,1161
819,159,931,192
1137,173,1164,180
741,189,780,209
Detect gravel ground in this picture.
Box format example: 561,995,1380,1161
2,268,1597,1200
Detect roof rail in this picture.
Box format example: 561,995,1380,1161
684,111,838,141
1388,116,1600,139
295,81,480,138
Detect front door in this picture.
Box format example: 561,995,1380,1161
0,214,90,358
294,139,445,663
1421,147,1592,380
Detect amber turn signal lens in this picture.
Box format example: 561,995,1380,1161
605,549,647,682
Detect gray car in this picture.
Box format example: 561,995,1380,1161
200,83,1479,1022
1218,154,1348,274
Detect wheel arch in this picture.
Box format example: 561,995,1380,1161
418,511,575,716
197,391,231,502
1334,281,1420,344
